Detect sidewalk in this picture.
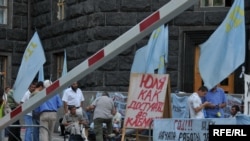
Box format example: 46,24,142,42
4,128,65,141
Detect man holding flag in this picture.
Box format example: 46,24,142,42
10,31,45,141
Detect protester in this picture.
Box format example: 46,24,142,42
20,82,37,141
5,88,21,141
3,86,12,138
0,88,5,140
187,86,210,119
2,87,20,141
229,104,241,118
61,82,89,138
29,81,44,141
112,106,122,134
62,105,88,136
3,86,12,115
34,80,63,141
86,91,116,141
62,82,86,117
202,85,227,118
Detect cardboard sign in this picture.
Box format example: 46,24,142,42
124,73,169,129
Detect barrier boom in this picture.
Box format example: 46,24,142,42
0,0,197,129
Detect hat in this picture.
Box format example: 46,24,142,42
44,80,52,88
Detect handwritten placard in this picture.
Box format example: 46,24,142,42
153,118,236,141
124,73,169,129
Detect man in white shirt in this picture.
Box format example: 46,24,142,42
20,82,37,141
187,86,210,119
62,82,86,117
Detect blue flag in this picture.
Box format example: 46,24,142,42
157,25,168,74
61,50,68,94
131,25,168,74
199,0,245,90
145,25,168,74
13,32,46,102
38,66,44,81
131,46,147,73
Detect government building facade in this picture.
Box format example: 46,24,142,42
0,0,249,94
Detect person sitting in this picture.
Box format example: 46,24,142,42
112,107,122,134
229,105,241,118
62,105,88,136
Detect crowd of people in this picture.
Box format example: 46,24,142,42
187,84,242,119
0,81,122,141
1,80,244,141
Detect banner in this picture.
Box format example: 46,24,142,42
13,32,46,102
89,92,243,120
171,94,189,118
170,93,242,118
153,118,236,141
244,74,250,115
224,94,241,117
90,92,128,118
110,92,127,118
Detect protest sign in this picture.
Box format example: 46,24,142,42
153,118,236,141
124,73,170,129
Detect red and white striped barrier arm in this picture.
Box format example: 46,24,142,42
0,0,197,129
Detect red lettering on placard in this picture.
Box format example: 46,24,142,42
139,74,166,89
127,100,164,112
138,89,161,101
125,110,162,128
125,117,152,128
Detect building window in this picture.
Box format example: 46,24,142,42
0,56,8,88
0,0,7,24
57,0,65,20
55,53,64,78
200,0,225,7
